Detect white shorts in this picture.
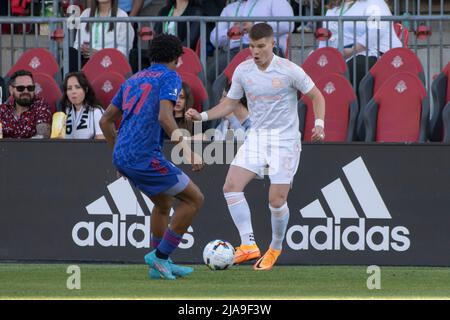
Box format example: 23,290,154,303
231,134,302,184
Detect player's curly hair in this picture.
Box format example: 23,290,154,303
148,34,184,64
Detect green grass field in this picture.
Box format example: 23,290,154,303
0,263,449,299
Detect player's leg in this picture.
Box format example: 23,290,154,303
254,183,291,271
254,138,301,270
223,165,260,264
145,178,204,280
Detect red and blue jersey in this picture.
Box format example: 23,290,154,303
111,64,182,167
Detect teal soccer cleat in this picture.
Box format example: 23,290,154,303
148,259,193,279
144,250,176,280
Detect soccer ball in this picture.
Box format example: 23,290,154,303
203,239,235,270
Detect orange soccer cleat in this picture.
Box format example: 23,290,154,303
233,244,261,265
253,247,281,271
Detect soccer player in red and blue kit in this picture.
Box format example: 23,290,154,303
100,34,204,280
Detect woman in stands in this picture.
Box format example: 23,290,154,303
61,72,105,139
154,0,203,50
173,82,195,136
70,0,135,72
319,0,402,91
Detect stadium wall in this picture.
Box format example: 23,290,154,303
0,140,449,266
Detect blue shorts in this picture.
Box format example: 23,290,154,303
114,154,190,197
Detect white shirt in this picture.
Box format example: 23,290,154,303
73,8,135,57
319,0,402,58
65,106,104,139
210,0,294,53
227,55,315,140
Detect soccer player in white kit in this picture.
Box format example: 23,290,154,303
186,23,325,270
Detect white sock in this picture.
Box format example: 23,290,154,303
269,203,290,251
224,192,255,246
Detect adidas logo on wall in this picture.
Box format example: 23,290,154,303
286,157,411,252
72,177,194,249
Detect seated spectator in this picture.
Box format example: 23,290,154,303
155,0,203,49
319,0,402,93
291,0,321,33
70,0,135,72
208,0,294,83
164,82,194,139
0,70,52,139
130,0,203,73
213,83,250,141
61,72,105,139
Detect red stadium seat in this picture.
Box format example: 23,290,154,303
178,72,208,113
211,48,252,105
301,47,349,83
82,48,132,83
430,61,450,141
177,46,205,83
363,72,429,142
357,48,425,139
443,103,450,143
298,73,358,142
90,71,126,109
7,48,59,79
32,72,62,114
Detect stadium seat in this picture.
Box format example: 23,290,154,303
211,48,252,105
32,72,62,114
301,47,349,83
429,61,450,141
178,71,208,113
357,48,425,140
90,71,126,109
363,72,429,143
177,46,205,84
82,48,132,84
6,48,59,79
298,73,358,142
442,103,450,143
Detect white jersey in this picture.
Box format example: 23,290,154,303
65,105,104,139
227,54,315,140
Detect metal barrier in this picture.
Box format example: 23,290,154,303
1,14,449,114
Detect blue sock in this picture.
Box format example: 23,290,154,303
156,229,183,259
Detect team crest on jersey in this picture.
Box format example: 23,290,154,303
29,57,41,69
324,82,336,95
391,56,403,68
102,81,113,93
101,56,113,68
317,55,329,67
272,78,283,89
395,80,407,93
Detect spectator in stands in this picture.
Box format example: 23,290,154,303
154,0,203,49
319,0,402,92
202,0,227,56
291,0,321,33
213,83,250,141
61,72,105,139
0,70,52,139
70,0,135,72
208,0,294,83
173,82,195,136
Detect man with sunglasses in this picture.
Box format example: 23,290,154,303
0,70,52,139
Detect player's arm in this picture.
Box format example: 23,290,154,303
305,86,326,141
159,100,203,171
99,104,122,149
185,97,240,122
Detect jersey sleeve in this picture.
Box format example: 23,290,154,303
291,64,315,95
160,71,182,104
111,82,125,111
227,65,245,100
93,107,104,136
